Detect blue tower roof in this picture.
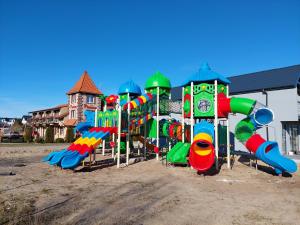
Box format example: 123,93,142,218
118,80,142,95
182,63,231,86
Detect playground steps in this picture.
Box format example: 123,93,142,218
138,135,156,152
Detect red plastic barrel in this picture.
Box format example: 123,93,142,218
245,134,266,153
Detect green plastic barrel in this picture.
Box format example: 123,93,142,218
235,118,255,142
230,97,256,115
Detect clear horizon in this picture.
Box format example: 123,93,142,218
1,0,300,117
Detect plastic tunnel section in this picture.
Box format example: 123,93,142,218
189,121,215,172
218,93,297,175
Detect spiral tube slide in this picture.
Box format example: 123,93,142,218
218,93,297,174
189,121,215,172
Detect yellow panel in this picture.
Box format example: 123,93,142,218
77,137,88,145
74,137,83,144
193,132,213,143
132,101,138,108
195,149,212,156
140,96,147,103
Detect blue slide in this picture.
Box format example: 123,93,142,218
43,131,96,165
255,141,297,175
61,131,110,169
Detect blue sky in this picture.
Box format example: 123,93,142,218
0,0,300,117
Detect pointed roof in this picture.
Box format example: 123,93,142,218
182,63,230,86
67,71,102,95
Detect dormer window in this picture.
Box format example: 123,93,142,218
87,95,95,104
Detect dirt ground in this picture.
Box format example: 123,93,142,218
0,144,300,225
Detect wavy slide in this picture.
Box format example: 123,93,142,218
43,127,116,169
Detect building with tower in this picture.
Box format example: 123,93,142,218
30,71,103,140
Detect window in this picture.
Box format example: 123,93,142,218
282,122,300,154
198,99,211,113
87,95,95,104
71,110,76,119
71,95,76,103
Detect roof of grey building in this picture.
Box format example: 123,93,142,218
171,64,300,101
229,64,300,94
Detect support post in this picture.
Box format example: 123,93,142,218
126,93,130,165
190,82,194,144
156,87,160,160
214,80,219,170
102,140,105,156
94,109,98,127
181,87,185,142
117,100,121,168
112,132,115,158
226,84,230,169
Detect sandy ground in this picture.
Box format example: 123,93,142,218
0,144,300,225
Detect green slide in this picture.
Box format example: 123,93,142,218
167,142,191,164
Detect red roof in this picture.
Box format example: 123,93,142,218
29,104,68,113
67,71,102,95
64,119,77,126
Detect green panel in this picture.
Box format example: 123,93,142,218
184,85,191,95
120,142,126,154
217,84,227,94
194,90,214,117
183,99,190,114
193,83,214,95
183,86,191,116
218,125,227,146
120,94,129,102
162,122,170,136
146,87,170,96
147,118,157,138
230,97,256,115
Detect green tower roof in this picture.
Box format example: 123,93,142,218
145,71,171,90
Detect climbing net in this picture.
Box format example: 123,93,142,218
169,100,182,114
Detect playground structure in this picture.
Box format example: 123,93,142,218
43,64,297,175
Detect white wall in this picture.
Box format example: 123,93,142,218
229,88,298,153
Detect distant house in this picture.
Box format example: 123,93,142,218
21,115,32,125
0,117,20,135
171,65,300,155
29,71,103,140
0,117,18,127
30,104,69,139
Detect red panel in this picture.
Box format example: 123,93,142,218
217,93,231,118
177,125,182,141
183,94,191,118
